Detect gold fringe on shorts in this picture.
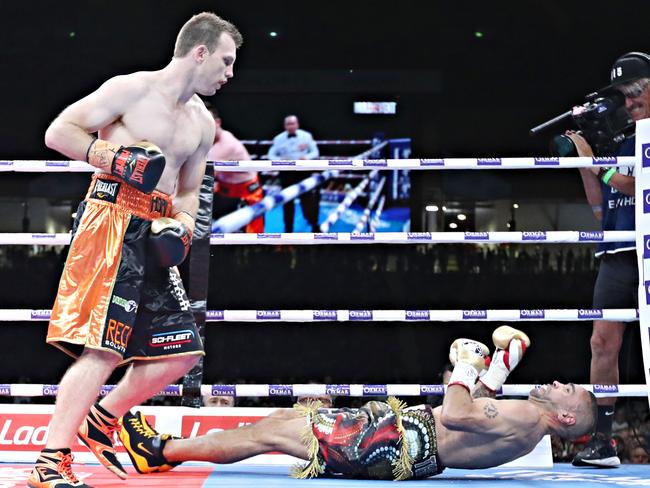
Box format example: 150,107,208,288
291,397,415,481
291,400,325,479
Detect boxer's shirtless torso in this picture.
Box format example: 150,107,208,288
84,71,214,195
433,398,545,469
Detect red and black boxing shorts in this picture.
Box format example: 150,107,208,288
47,174,204,363
213,175,264,233
296,400,444,480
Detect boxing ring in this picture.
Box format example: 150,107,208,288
2,122,650,487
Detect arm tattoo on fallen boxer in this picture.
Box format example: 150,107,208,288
483,402,499,419
472,382,497,399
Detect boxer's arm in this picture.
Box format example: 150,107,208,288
441,386,537,435
172,117,215,235
234,140,251,161
472,383,497,399
44,75,146,162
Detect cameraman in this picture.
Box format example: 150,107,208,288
565,52,650,468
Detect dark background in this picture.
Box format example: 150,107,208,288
0,0,648,390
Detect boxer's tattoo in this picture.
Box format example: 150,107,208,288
484,402,498,419
89,149,112,170
87,140,117,170
472,383,497,399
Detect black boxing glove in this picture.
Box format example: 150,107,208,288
86,139,166,194
150,216,192,267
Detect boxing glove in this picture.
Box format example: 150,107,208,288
448,339,490,392
479,326,530,392
87,139,165,194
150,216,192,267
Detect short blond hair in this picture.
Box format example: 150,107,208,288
174,12,243,58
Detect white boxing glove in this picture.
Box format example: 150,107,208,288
448,339,490,392
478,325,530,392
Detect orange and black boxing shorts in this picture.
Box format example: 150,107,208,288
47,174,204,363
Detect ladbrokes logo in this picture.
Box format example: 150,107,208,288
103,319,132,353
182,415,262,438
0,414,52,449
149,330,195,350
90,180,120,203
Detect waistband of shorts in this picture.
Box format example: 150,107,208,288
85,174,173,220
215,175,261,198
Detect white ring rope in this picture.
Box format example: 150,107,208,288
354,176,386,233
212,170,339,233
3,308,637,322
239,139,374,146
1,155,636,172
0,230,635,246
1,383,645,398
320,170,379,232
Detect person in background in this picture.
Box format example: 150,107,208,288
268,115,320,232
207,104,264,233
567,52,650,468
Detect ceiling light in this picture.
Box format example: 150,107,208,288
425,205,439,212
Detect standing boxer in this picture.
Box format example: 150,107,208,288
28,12,243,488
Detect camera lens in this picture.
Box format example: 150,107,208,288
550,135,578,157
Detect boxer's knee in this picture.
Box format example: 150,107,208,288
590,320,625,357
78,347,122,370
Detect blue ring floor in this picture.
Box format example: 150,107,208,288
3,462,650,487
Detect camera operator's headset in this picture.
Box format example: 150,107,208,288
610,51,650,85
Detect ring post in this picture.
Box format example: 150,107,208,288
634,119,650,408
